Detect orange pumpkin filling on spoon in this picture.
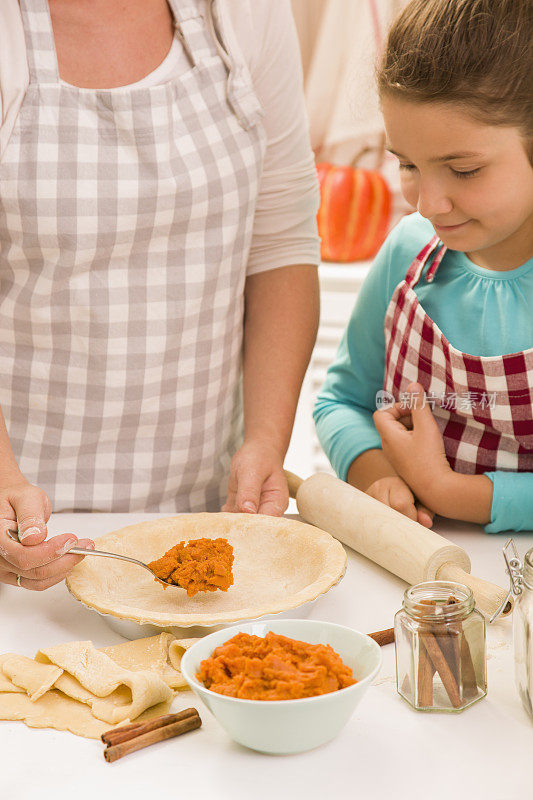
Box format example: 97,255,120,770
148,538,234,597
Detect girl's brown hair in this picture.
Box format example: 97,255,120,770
378,0,533,154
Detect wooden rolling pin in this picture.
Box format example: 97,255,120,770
285,471,511,619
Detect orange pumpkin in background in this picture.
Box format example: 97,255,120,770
316,162,391,262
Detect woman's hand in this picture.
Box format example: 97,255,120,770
366,475,434,528
373,382,452,511
222,440,288,517
234,266,318,518
0,479,93,590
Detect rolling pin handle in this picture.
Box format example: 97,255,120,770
436,561,513,620
284,470,303,499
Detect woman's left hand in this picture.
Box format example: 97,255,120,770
373,382,452,509
222,440,288,516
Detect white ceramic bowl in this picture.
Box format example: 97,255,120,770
180,619,382,755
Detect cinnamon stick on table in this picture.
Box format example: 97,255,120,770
103,709,202,762
102,708,199,747
368,628,395,646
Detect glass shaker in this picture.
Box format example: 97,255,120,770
395,580,487,712
493,540,533,719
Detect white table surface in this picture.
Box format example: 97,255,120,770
1,513,532,800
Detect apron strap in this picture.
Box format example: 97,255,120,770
168,0,263,130
405,234,447,287
168,1,213,68
19,0,60,85
209,0,264,130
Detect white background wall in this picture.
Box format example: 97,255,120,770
284,260,371,480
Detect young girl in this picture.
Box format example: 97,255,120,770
314,0,533,533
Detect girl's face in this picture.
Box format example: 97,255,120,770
382,96,533,269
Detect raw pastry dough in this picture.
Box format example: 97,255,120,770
0,654,25,694
0,633,197,738
102,632,197,690
0,691,175,739
0,689,118,739
66,513,346,627
2,655,62,701
169,638,200,676
36,641,172,725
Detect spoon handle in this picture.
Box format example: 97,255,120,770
68,546,149,570
6,528,158,580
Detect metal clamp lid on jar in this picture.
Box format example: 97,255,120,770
490,539,533,623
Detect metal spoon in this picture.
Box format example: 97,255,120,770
6,528,178,587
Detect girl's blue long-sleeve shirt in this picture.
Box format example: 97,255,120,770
313,213,533,533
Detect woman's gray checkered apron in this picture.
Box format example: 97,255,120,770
0,0,266,511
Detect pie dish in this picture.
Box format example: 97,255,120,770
66,513,346,628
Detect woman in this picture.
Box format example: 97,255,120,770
0,0,320,589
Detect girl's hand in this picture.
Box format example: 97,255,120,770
0,480,93,590
373,384,494,524
366,475,434,528
373,382,452,509
222,440,288,517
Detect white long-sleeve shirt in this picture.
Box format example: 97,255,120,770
0,0,320,275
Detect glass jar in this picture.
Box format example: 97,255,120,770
394,581,487,712
511,546,533,719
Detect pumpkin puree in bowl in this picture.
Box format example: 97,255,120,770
197,631,357,700
148,537,234,597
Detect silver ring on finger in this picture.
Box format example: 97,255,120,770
16,574,22,587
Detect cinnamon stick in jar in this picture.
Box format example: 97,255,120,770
435,597,462,699
397,581,486,712
420,628,462,708
417,633,435,707
416,598,462,708
460,630,479,699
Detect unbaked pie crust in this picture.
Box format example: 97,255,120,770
66,513,346,627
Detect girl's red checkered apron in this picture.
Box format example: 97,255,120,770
384,235,533,474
